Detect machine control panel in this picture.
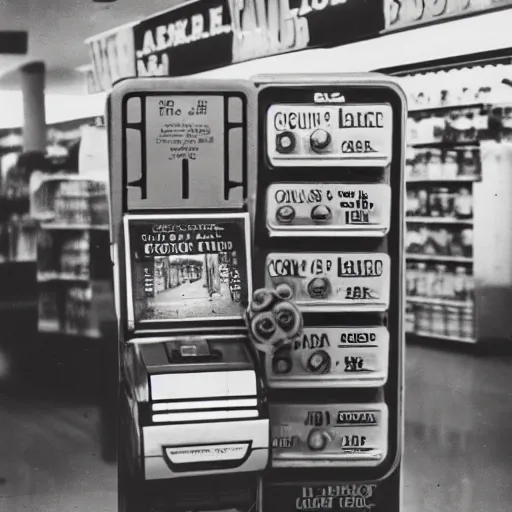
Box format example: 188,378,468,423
252,74,405,512
270,403,388,467
266,325,389,388
266,103,393,167
266,183,391,237
264,252,391,311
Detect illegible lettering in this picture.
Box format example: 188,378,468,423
341,140,377,154
337,411,377,425
337,258,383,277
338,108,384,129
339,332,377,344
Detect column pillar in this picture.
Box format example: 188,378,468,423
20,62,46,152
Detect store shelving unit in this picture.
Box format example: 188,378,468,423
401,70,512,346
30,172,110,339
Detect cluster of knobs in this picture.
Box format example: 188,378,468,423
246,285,332,373
275,129,333,225
276,128,332,154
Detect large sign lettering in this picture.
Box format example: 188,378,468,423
384,0,512,30
85,25,137,93
132,0,384,78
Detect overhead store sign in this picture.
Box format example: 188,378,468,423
133,0,384,77
85,24,137,93
384,0,512,31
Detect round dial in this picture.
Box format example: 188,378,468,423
307,277,330,299
306,350,332,374
311,205,332,222
310,129,332,152
307,429,329,451
276,132,296,153
276,205,296,224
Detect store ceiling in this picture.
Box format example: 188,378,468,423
0,0,183,94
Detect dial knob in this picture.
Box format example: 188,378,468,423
311,205,332,222
307,429,329,451
272,348,293,374
306,350,332,374
276,205,296,224
276,132,296,153
307,277,329,299
310,129,331,152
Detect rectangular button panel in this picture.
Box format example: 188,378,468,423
266,326,389,388
266,183,391,237
270,403,388,468
265,253,390,311
267,103,393,167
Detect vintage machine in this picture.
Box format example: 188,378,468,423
108,78,268,512
108,73,406,512
250,74,406,512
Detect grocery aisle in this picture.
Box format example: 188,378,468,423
1,342,511,511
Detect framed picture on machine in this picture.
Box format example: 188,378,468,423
124,213,252,332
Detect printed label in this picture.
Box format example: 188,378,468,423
266,326,389,388
144,95,226,206
265,253,390,312
270,403,388,467
267,104,393,167
266,183,391,236
165,443,249,464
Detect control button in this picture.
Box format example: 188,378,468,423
275,282,294,300
272,347,293,374
306,350,332,374
276,205,296,224
311,205,332,222
254,313,277,340
273,302,299,333
310,129,331,152
307,277,330,299
307,429,329,451
251,289,274,312
276,132,296,153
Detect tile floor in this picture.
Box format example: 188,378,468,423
1,343,511,511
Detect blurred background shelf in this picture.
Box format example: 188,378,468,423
406,254,473,263
407,296,473,308
406,330,476,344
406,216,473,224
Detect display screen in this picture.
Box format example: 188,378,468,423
125,213,251,327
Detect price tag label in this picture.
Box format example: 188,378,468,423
265,253,390,312
266,183,391,237
266,326,389,388
267,104,393,167
270,403,388,467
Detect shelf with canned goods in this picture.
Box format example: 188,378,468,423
406,297,473,308
37,271,90,282
406,254,472,264
41,222,109,230
405,329,476,344
406,177,479,184
406,217,473,225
